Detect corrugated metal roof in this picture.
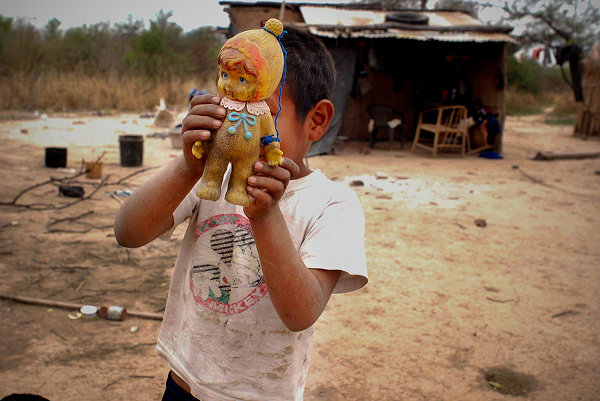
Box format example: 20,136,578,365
300,6,516,43
308,27,517,43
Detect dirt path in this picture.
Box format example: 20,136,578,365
0,113,599,400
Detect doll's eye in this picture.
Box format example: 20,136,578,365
239,77,246,83
222,72,228,79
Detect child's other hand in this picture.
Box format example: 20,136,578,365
181,94,226,175
245,158,300,222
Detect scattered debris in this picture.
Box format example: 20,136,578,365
72,120,85,125
551,310,580,319
349,179,365,187
474,219,487,228
484,366,537,396
113,189,133,198
512,165,519,169
130,326,139,333
146,132,169,139
68,312,82,320
139,112,155,119
99,305,127,321
375,172,388,180
154,99,175,128
595,170,600,175
58,185,85,198
80,305,98,318
20,128,28,134
453,222,466,230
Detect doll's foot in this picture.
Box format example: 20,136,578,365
197,180,221,201
225,187,250,207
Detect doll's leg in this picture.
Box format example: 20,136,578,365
225,159,253,207
197,151,229,201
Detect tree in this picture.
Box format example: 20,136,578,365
501,0,600,54
433,0,479,18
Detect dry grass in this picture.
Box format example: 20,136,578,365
506,87,577,117
0,71,216,112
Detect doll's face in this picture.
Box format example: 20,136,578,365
217,50,259,101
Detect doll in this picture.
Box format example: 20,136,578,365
192,18,286,207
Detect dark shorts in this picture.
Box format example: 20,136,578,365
161,372,200,401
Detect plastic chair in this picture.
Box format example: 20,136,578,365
366,104,404,150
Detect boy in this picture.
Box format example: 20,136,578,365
114,28,368,401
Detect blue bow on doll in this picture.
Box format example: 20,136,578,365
227,112,257,140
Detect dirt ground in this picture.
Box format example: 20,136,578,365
0,111,599,401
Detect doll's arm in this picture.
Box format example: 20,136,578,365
260,115,283,166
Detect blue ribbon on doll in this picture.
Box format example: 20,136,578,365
227,112,256,140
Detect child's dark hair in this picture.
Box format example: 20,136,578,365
280,27,336,119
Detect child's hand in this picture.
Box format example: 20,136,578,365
181,94,226,175
245,158,300,222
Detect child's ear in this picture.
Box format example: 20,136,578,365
307,99,334,142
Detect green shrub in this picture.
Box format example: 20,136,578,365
507,56,542,94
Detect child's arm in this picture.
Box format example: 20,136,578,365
114,94,225,248
246,160,342,332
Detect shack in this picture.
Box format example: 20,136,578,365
574,56,600,138
219,1,516,155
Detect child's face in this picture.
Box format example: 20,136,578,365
217,65,258,102
264,87,310,166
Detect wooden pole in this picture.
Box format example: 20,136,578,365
0,292,164,321
279,0,286,21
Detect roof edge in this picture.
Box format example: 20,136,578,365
288,22,514,34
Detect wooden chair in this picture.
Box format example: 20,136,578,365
411,105,472,157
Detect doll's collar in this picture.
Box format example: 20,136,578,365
220,96,270,116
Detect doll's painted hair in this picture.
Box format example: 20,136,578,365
218,47,258,77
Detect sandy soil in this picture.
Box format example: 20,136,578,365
0,111,599,401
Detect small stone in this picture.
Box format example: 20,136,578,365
349,179,364,187
475,219,487,228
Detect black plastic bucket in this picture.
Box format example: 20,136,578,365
45,147,67,168
119,135,144,167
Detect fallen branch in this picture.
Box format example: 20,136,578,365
0,159,159,210
518,169,600,201
45,210,113,233
533,151,600,161
0,292,164,321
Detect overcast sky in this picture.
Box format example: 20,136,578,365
0,0,519,32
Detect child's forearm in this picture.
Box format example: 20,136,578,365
251,208,341,332
114,155,201,248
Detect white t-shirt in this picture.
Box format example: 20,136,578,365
156,169,368,401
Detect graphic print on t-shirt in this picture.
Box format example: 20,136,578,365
190,214,267,315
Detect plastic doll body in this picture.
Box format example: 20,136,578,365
193,45,283,206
